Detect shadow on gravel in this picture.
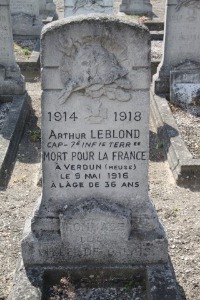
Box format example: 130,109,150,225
16,104,41,165
149,130,166,162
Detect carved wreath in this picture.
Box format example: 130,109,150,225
57,36,132,104
176,0,200,11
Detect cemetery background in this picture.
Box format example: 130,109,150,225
0,0,200,299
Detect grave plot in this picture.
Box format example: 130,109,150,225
0,0,29,188
13,39,40,72
11,15,180,300
151,0,200,185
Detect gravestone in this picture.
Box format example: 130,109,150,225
170,60,200,105
120,0,152,16
64,0,113,17
153,0,200,95
39,0,56,13
10,0,42,37
0,0,25,97
22,15,168,268
39,0,56,21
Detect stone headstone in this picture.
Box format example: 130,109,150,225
170,60,200,105
22,15,167,267
10,0,42,37
120,0,152,16
64,0,113,17
0,0,25,97
39,0,56,19
39,0,56,12
153,0,200,95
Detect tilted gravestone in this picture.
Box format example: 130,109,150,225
120,0,152,16
10,0,42,37
64,0,113,17
0,0,25,97
22,15,168,268
153,0,200,95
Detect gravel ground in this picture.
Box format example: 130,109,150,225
0,1,200,300
171,104,200,159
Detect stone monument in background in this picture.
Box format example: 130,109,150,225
120,0,152,16
10,0,42,38
22,15,167,267
153,0,200,95
64,0,113,17
39,0,56,21
39,0,56,13
0,0,25,98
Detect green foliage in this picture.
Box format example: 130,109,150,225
23,48,31,56
30,130,41,142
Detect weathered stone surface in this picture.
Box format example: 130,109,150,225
120,0,152,16
64,0,113,17
153,0,200,95
10,0,42,37
22,15,167,267
170,60,200,105
0,0,25,96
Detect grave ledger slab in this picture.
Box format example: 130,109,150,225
0,0,25,96
22,15,168,267
153,0,200,95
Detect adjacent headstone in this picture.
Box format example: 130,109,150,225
170,60,200,105
153,0,200,95
0,0,25,97
64,0,113,17
39,0,56,13
10,0,42,37
22,16,167,268
120,0,152,16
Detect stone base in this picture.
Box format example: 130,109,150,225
10,256,181,300
21,196,168,267
0,64,25,95
11,13,42,38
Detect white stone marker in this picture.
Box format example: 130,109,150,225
120,0,152,16
0,0,24,96
154,0,200,95
22,15,167,267
64,0,113,17
10,0,42,37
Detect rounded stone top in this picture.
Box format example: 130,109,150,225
41,13,149,37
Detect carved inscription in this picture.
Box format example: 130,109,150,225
43,104,147,192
